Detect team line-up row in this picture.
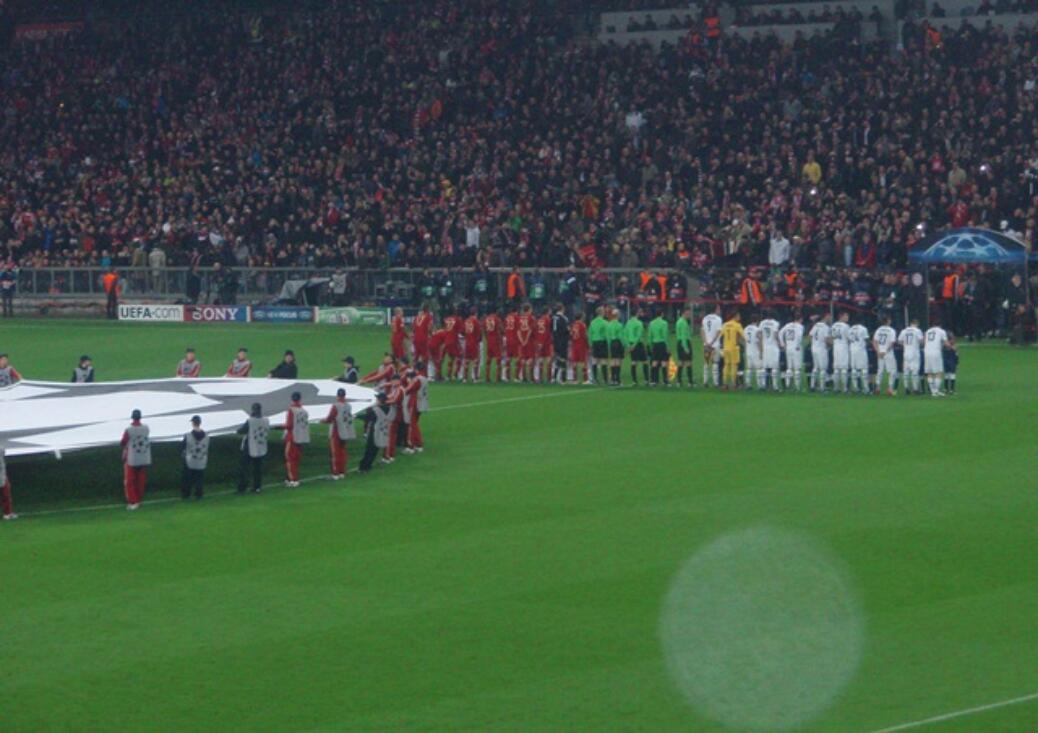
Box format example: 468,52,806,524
385,304,961,396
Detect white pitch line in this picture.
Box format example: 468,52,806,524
17,386,606,519
427,386,608,412
868,691,1038,733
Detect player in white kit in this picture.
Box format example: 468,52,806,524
872,317,898,395
701,307,723,388
742,318,762,390
830,312,851,393
759,313,781,391
779,316,805,391
808,313,832,392
897,319,924,395
924,321,953,397
848,322,870,393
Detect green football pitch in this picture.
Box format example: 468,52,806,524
1,318,1036,732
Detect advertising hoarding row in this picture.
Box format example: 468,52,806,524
118,304,387,325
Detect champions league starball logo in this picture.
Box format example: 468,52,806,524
918,228,1025,263
0,379,377,458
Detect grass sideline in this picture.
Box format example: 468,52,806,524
1,318,1037,732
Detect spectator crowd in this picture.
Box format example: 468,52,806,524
0,0,1036,301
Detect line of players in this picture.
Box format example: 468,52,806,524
389,302,959,395
701,307,959,396
0,350,430,520
392,303,690,386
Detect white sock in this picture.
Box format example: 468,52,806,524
711,364,719,386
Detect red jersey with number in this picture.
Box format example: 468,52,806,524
413,311,432,345
463,316,482,358
483,314,503,356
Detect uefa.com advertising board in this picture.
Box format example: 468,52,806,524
117,304,390,325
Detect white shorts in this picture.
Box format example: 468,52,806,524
903,355,920,375
785,347,803,371
833,346,849,370
811,347,829,372
876,352,897,375
703,344,721,363
762,347,780,369
850,348,868,372
924,350,944,374
745,349,761,370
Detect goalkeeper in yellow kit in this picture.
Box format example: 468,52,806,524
720,312,745,390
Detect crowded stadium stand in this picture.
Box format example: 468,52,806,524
0,0,1034,336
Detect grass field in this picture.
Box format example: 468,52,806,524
1,318,1037,732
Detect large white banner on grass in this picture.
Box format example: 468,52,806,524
0,379,377,457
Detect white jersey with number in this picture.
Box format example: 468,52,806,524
874,325,898,376
809,321,830,371
701,314,722,350
743,324,761,366
759,318,780,368
898,326,923,370
831,321,851,368
873,326,897,356
849,324,869,371
924,327,949,373
780,322,804,368
780,322,804,351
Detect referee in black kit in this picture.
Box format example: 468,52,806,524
550,303,570,384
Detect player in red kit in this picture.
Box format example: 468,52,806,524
407,361,429,451
383,375,405,462
429,326,447,380
517,304,536,382
281,392,310,486
360,354,396,387
323,388,354,480
503,310,519,382
412,303,433,366
226,347,252,377
176,348,201,378
442,310,463,381
483,309,504,382
570,313,591,384
120,409,150,510
535,308,553,383
462,308,483,382
390,307,408,360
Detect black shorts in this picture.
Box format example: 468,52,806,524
677,343,692,362
591,341,608,359
631,343,647,362
651,343,669,362
609,339,624,359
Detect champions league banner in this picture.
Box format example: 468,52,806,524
0,379,377,458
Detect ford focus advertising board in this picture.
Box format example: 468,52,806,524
250,306,316,323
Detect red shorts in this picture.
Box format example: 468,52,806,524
391,338,405,359
506,339,519,358
464,342,480,360
487,340,502,358
536,341,552,358
444,341,461,358
413,339,429,361
571,344,588,363
520,341,536,360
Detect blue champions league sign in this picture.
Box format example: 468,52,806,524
249,306,316,323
